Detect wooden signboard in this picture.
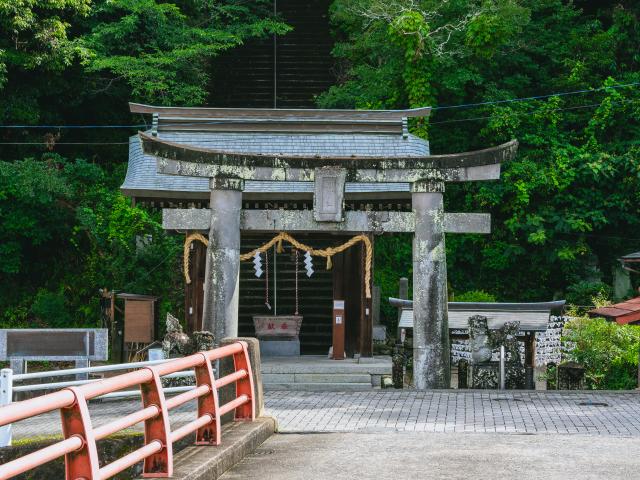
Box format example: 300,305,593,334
332,300,345,360
123,297,156,343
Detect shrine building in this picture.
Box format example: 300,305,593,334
121,102,518,389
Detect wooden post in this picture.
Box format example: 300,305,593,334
397,277,408,339
332,251,345,358
185,231,205,334
524,333,536,390
359,235,373,357
105,290,117,362
332,300,345,360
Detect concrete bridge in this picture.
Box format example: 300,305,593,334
5,341,640,479
8,389,640,479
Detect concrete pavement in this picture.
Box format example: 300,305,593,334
10,390,640,479
220,390,640,480
221,431,640,480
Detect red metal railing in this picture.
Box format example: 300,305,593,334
0,341,255,479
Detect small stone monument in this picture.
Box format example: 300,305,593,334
468,315,498,389
468,315,526,389
491,320,525,389
557,361,585,390
469,315,492,363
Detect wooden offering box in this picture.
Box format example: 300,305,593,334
253,315,303,356
253,315,302,337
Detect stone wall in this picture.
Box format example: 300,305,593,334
450,315,571,367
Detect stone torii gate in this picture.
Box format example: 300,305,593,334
134,105,517,389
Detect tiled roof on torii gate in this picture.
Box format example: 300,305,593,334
122,103,517,198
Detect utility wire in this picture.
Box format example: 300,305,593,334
0,124,147,129
430,81,640,111
0,141,129,145
430,97,639,125
2,97,637,146
0,81,638,130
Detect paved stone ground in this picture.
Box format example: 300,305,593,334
10,390,640,440
265,390,640,436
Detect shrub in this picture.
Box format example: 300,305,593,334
31,290,72,328
562,316,640,390
454,290,497,302
566,281,612,308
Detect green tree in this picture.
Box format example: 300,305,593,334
84,0,289,105
0,0,289,158
0,154,183,328
323,0,640,310
0,1,291,331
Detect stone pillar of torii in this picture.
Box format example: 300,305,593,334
142,131,518,389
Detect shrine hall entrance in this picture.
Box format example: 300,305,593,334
184,232,373,356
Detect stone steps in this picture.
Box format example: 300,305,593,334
263,382,373,392
263,373,372,384
261,356,391,391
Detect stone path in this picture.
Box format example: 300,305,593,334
10,390,640,440
265,390,640,436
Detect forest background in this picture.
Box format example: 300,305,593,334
0,0,639,333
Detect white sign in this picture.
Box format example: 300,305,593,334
148,348,165,361
333,300,345,309
335,316,343,325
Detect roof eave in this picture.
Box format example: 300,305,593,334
129,102,432,119
138,131,518,170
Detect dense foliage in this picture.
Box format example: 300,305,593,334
563,316,640,389
1,0,640,355
324,0,640,314
0,0,286,153
0,0,286,327
0,155,183,327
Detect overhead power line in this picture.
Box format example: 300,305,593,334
1,97,637,146
0,124,147,129
0,81,638,130
430,97,639,125
430,81,640,111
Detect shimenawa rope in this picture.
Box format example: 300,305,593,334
183,231,373,298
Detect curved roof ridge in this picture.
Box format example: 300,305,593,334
138,131,516,168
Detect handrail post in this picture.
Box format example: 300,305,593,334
140,367,172,477
0,369,13,447
194,353,221,445
233,342,255,420
60,387,100,479
499,345,506,391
